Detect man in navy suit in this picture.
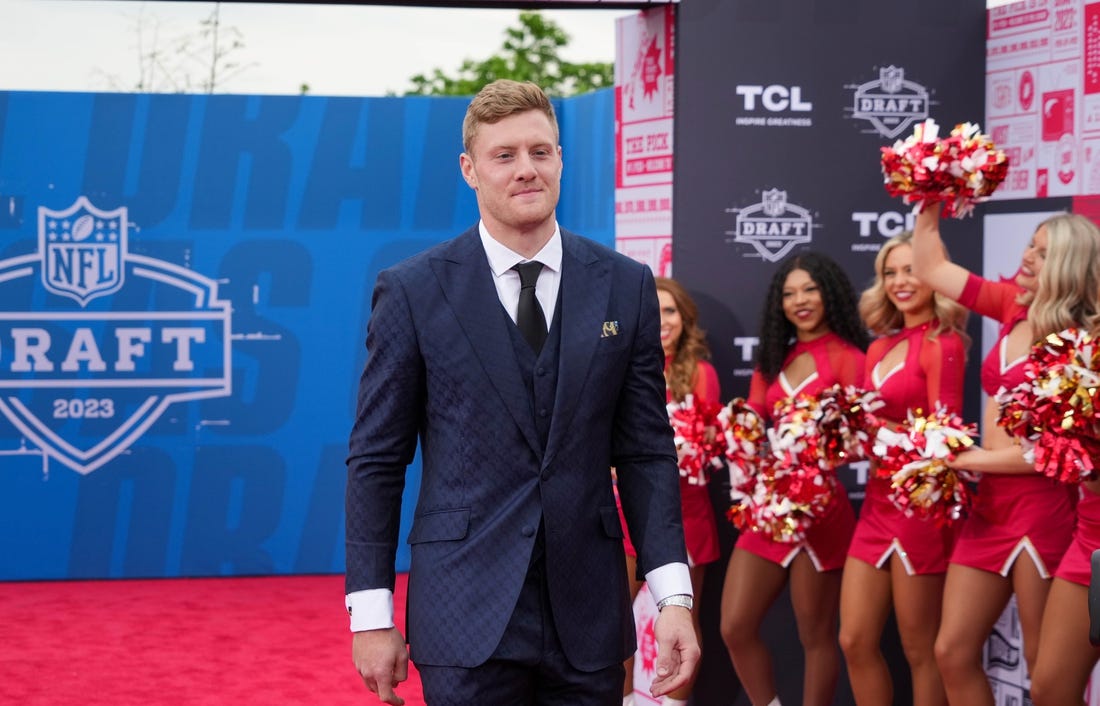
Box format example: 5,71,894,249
345,79,699,706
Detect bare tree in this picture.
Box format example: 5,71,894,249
95,1,256,94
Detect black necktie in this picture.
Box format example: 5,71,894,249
513,261,547,353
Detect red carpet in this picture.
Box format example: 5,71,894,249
0,574,425,706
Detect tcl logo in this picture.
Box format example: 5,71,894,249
735,85,812,112
733,336,760,362
852,211,915,237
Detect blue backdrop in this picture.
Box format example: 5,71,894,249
0,89,615,580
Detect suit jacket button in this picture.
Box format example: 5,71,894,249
521,525,535,537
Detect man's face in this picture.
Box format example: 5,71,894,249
460,110,562,237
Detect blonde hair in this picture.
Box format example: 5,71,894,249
1028,213,1100,338
860,231,970,345
462,80,558,153
656,277,712,403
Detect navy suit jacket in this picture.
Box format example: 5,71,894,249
345,226,686,671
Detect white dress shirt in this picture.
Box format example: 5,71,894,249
478,221,562,329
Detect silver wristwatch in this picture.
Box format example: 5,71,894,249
656,593,694,611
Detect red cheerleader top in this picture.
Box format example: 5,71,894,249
747,332,866,423
665,356,721,406
865,320,967,423
958,272,1029,397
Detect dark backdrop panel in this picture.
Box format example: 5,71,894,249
674,2,987,705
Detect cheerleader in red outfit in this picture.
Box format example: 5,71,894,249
621,277,720,706
912,204,1100,706
1030,478,1100,706
1024,232,1100,706
839,232,970,706
719,252,869,706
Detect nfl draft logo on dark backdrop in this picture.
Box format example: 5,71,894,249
0,197,232,475
847,65,931,139
725,189,815,263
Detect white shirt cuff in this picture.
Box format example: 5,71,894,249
644,562,693,605
345,588,395,632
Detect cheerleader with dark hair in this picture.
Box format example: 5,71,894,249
720,252,869,706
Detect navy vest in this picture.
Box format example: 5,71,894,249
504,304,562,452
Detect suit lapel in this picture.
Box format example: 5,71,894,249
543,232,609,468
431,229,542,458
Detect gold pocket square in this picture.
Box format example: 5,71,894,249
601,321,621,338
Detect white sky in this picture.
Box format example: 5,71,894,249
0,0,633,96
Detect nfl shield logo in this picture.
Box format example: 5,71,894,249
880,66,905,94
39,197,126,306
761,189,788,217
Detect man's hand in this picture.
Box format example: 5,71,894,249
352,627,409,705
649,605,701,698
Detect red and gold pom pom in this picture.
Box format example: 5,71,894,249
667,394,725,486
717,397,766,491
718,397,766,463
815,385,885,468
770,384,883,471
996,328,1100,483
872,406,976,525
725,385,881,542
881,119,1009,219
726,455,838,543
